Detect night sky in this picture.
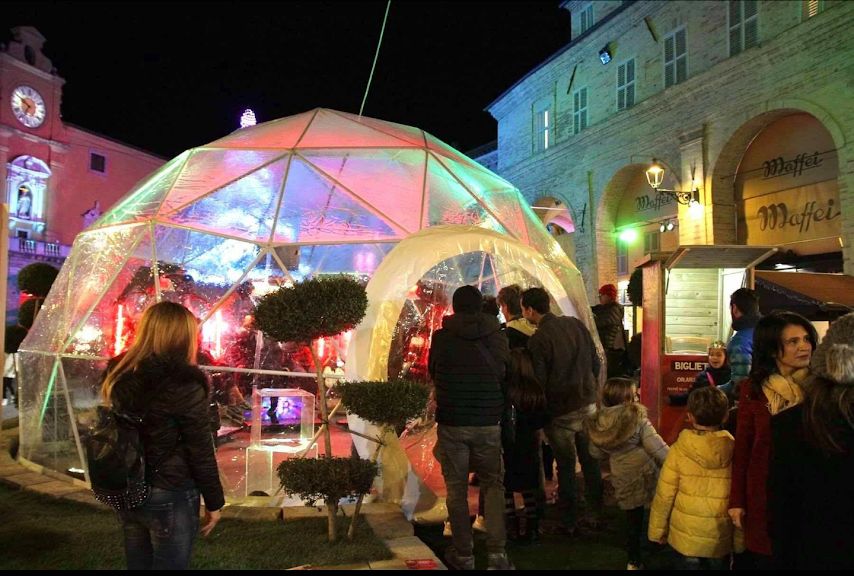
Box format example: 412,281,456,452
2,2,571,158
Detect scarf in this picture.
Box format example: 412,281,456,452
762,367,808,416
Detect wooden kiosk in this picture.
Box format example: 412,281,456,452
638,245,777,442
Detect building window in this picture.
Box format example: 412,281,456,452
573,87,588,135
580,4,594,34
90,152,107,174
17,230,29,239
617,59,636,111
617,239,629,276
729,0,759,57
535,106,551,152
664,27,688,88
803,0,824,19
644,230,661,254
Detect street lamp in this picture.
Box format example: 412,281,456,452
645,159,700,205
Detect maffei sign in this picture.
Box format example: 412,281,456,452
736,113,840,250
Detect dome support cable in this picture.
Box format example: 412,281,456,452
359,1,392,118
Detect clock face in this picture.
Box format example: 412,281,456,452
11,85,47,128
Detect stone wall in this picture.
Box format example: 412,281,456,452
487,0,854,298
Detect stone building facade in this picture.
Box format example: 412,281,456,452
484,0,854,300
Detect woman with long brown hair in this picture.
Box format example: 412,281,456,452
102,301,224,570
728,311,817,569
768,312,854,569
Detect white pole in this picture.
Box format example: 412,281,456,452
1,204,9,432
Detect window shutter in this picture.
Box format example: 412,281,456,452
729,1,741,25
743,0,757,19
581,88,587,109
618,89,625,111
618,63,626,88
664,35,675,87
626,83,635,108
627,59,635,82
744,17,758,49
730,25,742,56
744,1,759,49
676,29,686,57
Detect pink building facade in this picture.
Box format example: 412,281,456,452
0,26,164,320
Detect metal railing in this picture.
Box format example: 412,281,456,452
11,238,69,258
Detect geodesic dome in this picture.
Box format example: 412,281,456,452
17,108,598,501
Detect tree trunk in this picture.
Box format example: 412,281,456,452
326,501,338,542
347,429,386,540
310,345,333,457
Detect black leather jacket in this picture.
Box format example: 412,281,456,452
109,354,225,511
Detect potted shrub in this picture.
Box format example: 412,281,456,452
335,379,430,538
255,274,368,541
277,456,378,543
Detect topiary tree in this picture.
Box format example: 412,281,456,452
627,267,643,307
335,379,430,538
255,275,368,455
18,298,41,330
277,456,378,542
17,263,59,298
255,274,368,542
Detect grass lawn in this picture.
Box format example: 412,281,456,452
0,484,392,570
415,503,683,571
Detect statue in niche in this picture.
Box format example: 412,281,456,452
16,184,32,219
81,200,101,228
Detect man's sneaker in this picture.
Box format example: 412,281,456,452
487,552,515,570
442,521,453,537
626,562,642,570
472,515,487,533
444,547,475,570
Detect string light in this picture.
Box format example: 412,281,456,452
240,109,257,128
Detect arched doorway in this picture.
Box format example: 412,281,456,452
598,163,682,299
344,224,599,519
733,113,842,272
532,196,577,261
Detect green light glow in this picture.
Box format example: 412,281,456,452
618,229,638,243
38,360,60,427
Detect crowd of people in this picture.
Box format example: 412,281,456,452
82,280,852,571
428,283,854,571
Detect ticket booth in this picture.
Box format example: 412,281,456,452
638,245,777,442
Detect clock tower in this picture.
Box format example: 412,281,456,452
0,26,66,243
0,26,165,321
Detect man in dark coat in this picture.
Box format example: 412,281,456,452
522,287,602,536
592,283,626,378
429,285,512,570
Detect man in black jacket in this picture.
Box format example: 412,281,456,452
429,285,512,570
522,287,602,536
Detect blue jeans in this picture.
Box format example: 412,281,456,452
434,424,506,556
118,487,201,570
544,405,603,527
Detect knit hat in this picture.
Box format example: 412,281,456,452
452,285,483,314
811,312,854,385
598,284,618,300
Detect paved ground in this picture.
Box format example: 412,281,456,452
0,425,445,570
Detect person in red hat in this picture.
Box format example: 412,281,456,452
593,284,628,378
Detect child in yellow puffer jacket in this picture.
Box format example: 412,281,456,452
648,387,744,569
